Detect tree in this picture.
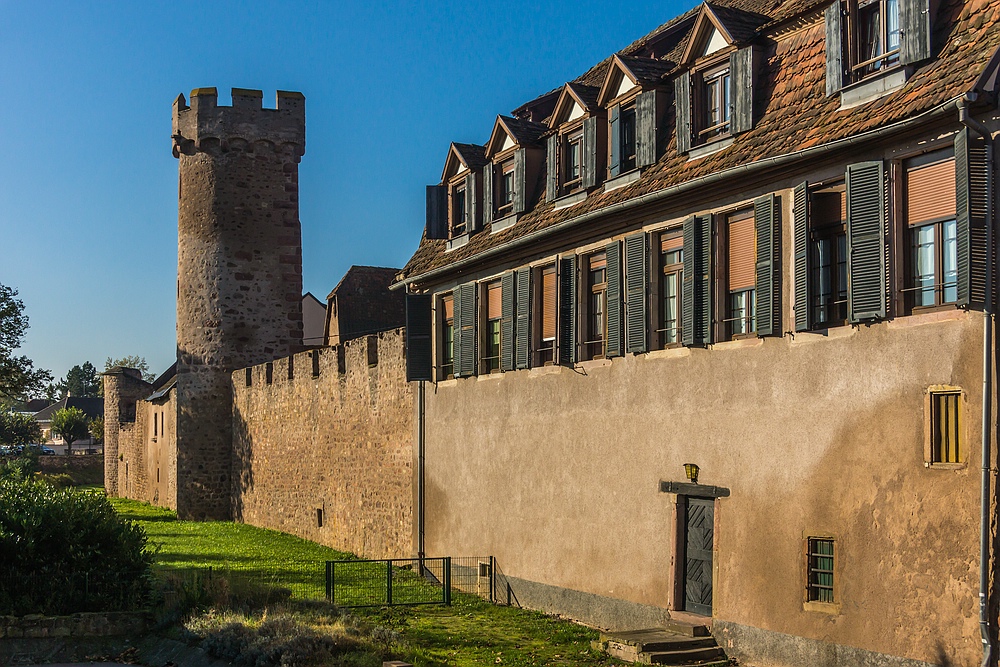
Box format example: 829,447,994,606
88,415,104,445
0,284,52,407
0,411,41,446
53,361,100,399
50,407,89,454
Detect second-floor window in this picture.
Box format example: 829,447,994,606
440,294,454,379
659,233,684,347
481,280,502,373
535,264,557,365
848,0,900,82
810,184,849,327
584,252,608,359
904,151,957,310
725,209,756,338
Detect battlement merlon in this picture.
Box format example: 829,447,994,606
172,88,305,159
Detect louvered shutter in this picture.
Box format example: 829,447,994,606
513,149,527,214
636,90,657,168
405,294,432,381
900,0,932,65
465,172,477,232
625,233,648,353
606,241,624,357
500,273,515,371
515,268,531,369
546,134,559,202
846,161,887,322
754,194,779,336
956,127,990,307
583,116,598,189
425,185,448,239
825,2,843,97
609,105,621,177
559,256,578,365
793,182,810,331
682,215,712,346
455,282,477,377
675,71,692,154
730,46,756,135
483,163,494,227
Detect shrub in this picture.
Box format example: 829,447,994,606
36,471,76,488
0,478,154,615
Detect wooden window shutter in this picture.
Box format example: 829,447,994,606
636,90,657,168
674,71,692,154
405,294,432,381
425,185,448,239
793,182,810,331
900,0,932,65
546,133,559,202
956,127,990,307
465,171,477,233
730,46,756,135
625,232,648,353
846,161,887,322
483,163,494,228
515,268,531,369
683,214,712,346
583,116,598,189
559,256,578,365
500,273,515,372
754,194,779,336
455,282,477,377
824,2,843,97
513,148,527,214
609,104,621,177
606,241,624,357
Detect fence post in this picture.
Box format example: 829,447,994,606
325,561,332,603
490,556,496,604
444,557,452,606
386,560,393,606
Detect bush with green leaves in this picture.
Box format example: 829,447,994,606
0,479,154,615
0,409,41,446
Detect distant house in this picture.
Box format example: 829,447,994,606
324,266,405,345
302,292,327,348
33,396,104,455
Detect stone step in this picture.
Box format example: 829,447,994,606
598,627,726,666
662,620,711,637
645,645,727,665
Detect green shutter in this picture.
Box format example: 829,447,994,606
825,2,843,97
625,233,648,353
455,282,477,377
546,134,559,202
636,90,657,168
559,256,577,365
846,161,887,322
425,185,448,239
674,72,692,154
900,0,932,65
606,241,624,357
405,294,432,381
500,272,515,372
793,182,811,331
513,149,527,214
483,163,493,227
683,214,712,346
583,116,598,189
754,194,779,336
730,46,756,135
956,127,990,307
609,104,621,177
515,268,531,369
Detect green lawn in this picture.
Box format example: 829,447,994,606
112,497,624,667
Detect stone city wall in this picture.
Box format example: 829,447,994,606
232,328,413,559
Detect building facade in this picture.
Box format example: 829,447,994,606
399,0,1000,664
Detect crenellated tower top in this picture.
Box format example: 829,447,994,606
171,87,305,159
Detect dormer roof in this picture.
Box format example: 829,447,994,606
548,83,601,129
680,2,769,65
598,54,674,106
442,142,487,182
485,116,547,157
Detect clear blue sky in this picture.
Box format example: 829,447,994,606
0,0,692,383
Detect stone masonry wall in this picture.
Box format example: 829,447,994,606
231,328,413,559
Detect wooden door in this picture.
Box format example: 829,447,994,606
683,497,714,616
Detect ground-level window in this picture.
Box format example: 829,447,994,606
929,389,961,464
439,294,454,379
807,538,835,603
534,264,557,365
810,184,848,327
726,209,756,338
584,252,607,359
481,280,502,373
658,232,684,347
904,151,957,310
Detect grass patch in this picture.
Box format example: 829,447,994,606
113,496,625,667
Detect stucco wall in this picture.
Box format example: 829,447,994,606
423,310,989,666
231,329,413,559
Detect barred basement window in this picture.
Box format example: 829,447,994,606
928,388,962,464
807,538,835,603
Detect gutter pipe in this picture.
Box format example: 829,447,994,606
393,94,971,292
959,95,996,667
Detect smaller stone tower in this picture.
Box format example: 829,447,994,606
172,88,305,520
102,367,151,497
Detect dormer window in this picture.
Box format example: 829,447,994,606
426,142,485,242
563,130,583,191
613,103,637,175
497,159,515,214
484,115,545,227
451,183,467,237
850,0,900,81
699,63,731,141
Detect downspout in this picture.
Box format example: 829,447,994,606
417,379,426,563
959,93,995,667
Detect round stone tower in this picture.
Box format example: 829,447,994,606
171,88,305,520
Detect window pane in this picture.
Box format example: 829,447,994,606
886,0,900,54
813,238,832,324
942,219,958,303
912,224,936,307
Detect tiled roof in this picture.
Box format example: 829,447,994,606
328,266,402,300
616,55,678,85
453,143,488,170
400,0,1000,285
498,116,548,147
33,397,104,422
707,3,772,43
566,83,601,111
